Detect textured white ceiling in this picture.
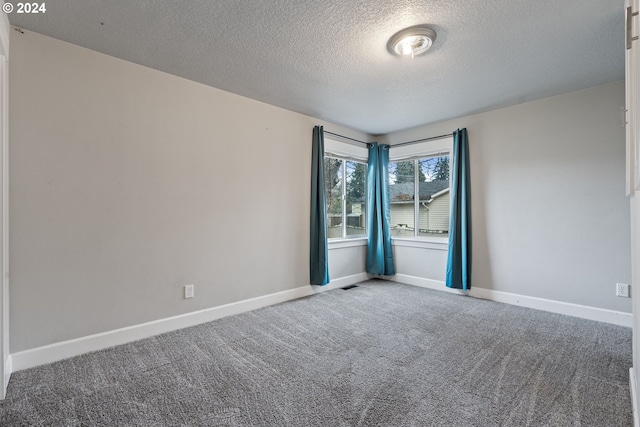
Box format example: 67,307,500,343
9,0,624,134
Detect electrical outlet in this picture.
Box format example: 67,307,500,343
184,284,194,299
616,283,630,298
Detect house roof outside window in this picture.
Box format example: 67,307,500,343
390,181,449,203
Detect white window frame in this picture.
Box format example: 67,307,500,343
324,138,369,244
389,136,453,246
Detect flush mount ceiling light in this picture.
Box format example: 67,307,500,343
387,25,437,58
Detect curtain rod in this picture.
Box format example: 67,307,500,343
324,130,454,148
391,133,454,148
323,130,370,146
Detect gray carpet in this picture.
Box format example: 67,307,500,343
0,280,633,426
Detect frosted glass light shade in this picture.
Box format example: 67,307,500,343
388,26,437,58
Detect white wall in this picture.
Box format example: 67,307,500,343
631,192,640,419
0,11,9,400
392,240,448,282
381,81,632,313
329,244,366,279
9,30,371,353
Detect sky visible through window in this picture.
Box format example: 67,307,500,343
388,156,449,184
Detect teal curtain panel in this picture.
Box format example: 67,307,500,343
310,126,330,285
446,128,471,290
366,143,395,275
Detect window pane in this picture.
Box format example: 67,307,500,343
417,155,450,237
389,160,415,237
325,158,343,238
345,161,366,236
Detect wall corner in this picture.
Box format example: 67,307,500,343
0,10,9,58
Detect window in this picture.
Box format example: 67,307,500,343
325,157,367,239
388,154,450,238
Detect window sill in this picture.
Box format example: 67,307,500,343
392,237,448,250
328,237,368,249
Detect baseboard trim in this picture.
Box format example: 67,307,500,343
1,354,9,399
11,285,314,372
392,274,632,328
392,274,468,295
311,272,370,293
631,368,640,427
11,273,633,373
